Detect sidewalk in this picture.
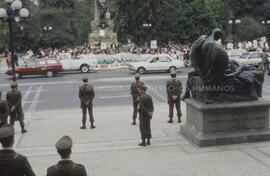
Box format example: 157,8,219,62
0,58,8,73
9,103,270,176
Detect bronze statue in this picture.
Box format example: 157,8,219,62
96,0,109,28
182,29,263,103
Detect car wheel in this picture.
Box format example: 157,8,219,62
15,72,21,79
169,66,176,73
137,67,145,74
46,70,54,78
81,65,89,73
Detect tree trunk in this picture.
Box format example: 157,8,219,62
224,0,232,40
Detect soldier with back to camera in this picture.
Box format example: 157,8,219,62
46,135,87,176
79,76,95,129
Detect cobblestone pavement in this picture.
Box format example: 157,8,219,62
6,102,270,176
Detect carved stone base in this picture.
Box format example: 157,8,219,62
88,29,117,48
180,98,270,147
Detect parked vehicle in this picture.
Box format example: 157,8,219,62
230,52,270,66
227,49,246,60
6,59,63,78
58,53,98,73
129,55,185,74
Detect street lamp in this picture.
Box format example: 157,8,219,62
142,23,152,47
229,19,241,43
43,26,53,32
0,0,29,82
43,26,53,48
261,20,270,42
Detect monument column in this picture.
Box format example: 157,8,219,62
88,0,118,49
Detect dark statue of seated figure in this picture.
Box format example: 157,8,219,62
182,29,263,104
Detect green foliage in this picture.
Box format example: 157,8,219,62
113,0,225,44
237,16,265,41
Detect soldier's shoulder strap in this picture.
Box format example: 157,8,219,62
3,153,18,176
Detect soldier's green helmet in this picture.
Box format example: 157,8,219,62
82,76,88,82
0,124,14,138
10,82,17,88
55,136,72,150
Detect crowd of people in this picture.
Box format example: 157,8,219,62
1,39,270,70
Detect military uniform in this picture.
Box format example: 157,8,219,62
47,160,87,176
0,125,35,176
79,77,95,129
166,70,182,123
138,86,154,146
130,73,145,124
0,91,9,127
0,101,9,128
47,136,87,176
6,82,26,132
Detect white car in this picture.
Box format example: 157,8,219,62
129,55,185,74
227,49,246,60
231,52,270,66
58,53,98,73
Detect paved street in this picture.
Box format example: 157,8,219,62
1,69,270,175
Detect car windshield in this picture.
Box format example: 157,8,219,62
239,53,250,59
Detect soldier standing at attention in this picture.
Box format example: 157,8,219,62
130,73,145,125
46,136,87,176
0,124,36,176
166,69,182,123
0,91,9,128
79,76,95,129
6,82,27,133
137,85,154,147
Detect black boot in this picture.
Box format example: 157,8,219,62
21,129,27,133
167,119,173,123
138,139,146,147
131,120,136,125
91,123,96,129
147,139,151,145
80,125,86,129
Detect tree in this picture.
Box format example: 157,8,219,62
237,16,264,41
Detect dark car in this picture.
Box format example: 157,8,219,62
6,59,63,78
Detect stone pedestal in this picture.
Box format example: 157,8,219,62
180,98,270,147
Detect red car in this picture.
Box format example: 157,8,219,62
6,59,63,78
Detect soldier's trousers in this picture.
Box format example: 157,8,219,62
82,104,94,125
132,100,139,121
139,116,151,140
169,101,182,120
9,110,24,129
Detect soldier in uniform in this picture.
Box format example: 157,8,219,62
130,73,145,125
166,69,182,123
46,136,87,176
79,76,95,129
0,124,36,176
6,82,27,133
137,85,154,147
0,91,9,128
